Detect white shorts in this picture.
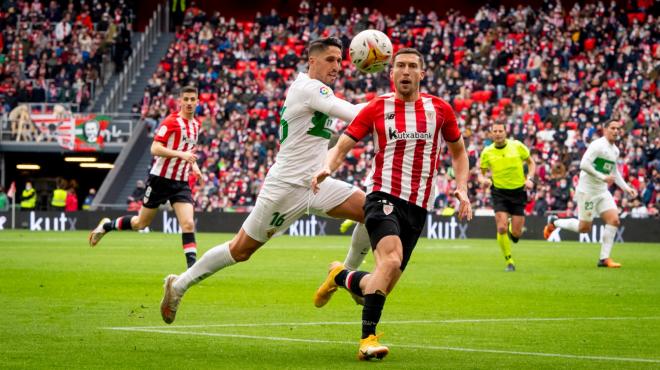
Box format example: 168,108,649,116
575,191,617,222
242,175,359,243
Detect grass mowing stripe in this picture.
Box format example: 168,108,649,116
104,327,660,364
105,316,660,330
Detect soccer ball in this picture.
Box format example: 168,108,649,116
349,29,393,74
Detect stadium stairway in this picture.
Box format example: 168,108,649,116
117,32,175,114
92,32,175,209
89,33,143,113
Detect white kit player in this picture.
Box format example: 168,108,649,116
544,120,637,268
159,37,372,324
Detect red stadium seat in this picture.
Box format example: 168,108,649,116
471,90,493,102
584,38,596,51
627,13,645,24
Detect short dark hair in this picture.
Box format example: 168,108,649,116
604,119,621,128
308,37,343,56
392,48,424,69
490,122,506,130
179,86,198,96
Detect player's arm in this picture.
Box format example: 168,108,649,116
191,161,202,179
151,141,197,164
579,145,612,184
613,163,637,198
525,156,536,190
307,82,363,123
312,134,357,193
447,137,473,221
478,165,492,188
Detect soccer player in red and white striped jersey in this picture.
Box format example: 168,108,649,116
312,48,472,360
89,86,202,269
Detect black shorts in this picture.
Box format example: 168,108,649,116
363,191,427,271
142,174,193,209
491,186,527,216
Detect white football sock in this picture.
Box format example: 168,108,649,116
343,223,371,270
554,218,580,233
173,241,236,294
600,224,617,260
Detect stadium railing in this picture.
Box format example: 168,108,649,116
102,3,168,113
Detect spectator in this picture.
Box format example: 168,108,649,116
50,179,67,211
82,188,96,210
0,186,8,211
65,187,78,212
20,181,37,210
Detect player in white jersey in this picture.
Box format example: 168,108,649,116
543,120,637,268
159,37,373,324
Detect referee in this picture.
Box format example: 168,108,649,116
479,122,536,271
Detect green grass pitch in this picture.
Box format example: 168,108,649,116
1,230,659,369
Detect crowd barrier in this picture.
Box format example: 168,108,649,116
1,211,658,243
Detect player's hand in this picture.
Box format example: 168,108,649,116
481,178,492,189
180,151,198,164
524,179,534,190
626,187,638,199
604,175,615,186
192,166,203,181
311,168,332,194
453,189,473,221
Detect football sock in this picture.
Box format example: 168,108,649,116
182,232,197,268
362,292,386,339
335,270,368,297
173,241,235,294
507,223,519,243
554,218,579,233
497,232,514,264
600,224,617,260
344,223,371,270
103,216,134,232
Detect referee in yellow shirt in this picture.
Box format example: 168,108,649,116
478,123,536,271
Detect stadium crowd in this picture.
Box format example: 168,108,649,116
136,0,659,217
0,0,135,114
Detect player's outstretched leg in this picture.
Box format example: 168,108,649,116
543,215,558,239
314,261,345,307
89,217,111,246
160,274,182,324
89,216,134,246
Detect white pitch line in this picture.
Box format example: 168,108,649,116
105,316,660,330
104,327,660,364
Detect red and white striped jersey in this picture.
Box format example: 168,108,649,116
345,93,461,210
150,112,200,182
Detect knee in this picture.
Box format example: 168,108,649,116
496,226,507,235
380,253,403,272
133,218,149,230
578,224,591,233
229,242,254,262
609,219,621,228
179,219,195,232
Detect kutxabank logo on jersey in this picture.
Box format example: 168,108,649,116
388,127,432,141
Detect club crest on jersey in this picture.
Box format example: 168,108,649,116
388,127,432,141
383,203,393,215
319,86,331,96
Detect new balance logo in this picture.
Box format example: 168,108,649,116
385,113,395,120
388,127,432,141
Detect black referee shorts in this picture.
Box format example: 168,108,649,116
491,186,527,216
143,174,193,209
363,191,428,271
